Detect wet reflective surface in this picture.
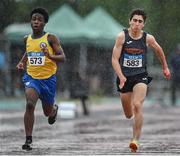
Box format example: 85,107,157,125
1,103,180,155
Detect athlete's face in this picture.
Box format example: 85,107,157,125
31,13,45,33
129,15,145,32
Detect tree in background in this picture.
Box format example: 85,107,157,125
0,0,16,33
1,0,180,55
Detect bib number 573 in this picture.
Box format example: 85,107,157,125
28,56,45,66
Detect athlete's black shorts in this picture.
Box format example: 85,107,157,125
116,72,153,93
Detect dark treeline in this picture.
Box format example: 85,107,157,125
1,0,180,54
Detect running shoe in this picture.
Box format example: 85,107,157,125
129,139,139,152
22,139,32,150
48,104,58,125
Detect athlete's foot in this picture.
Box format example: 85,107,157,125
48,104,58,125
22,139,32,150
129,139,139,152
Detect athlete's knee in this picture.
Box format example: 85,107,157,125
125,113,134,119
26,102,35,113
133,101,143,113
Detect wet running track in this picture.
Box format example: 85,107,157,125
0,102,180,155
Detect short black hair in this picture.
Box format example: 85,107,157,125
30,7,49,23
130,9,147,22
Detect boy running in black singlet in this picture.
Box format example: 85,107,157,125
112,9,171,152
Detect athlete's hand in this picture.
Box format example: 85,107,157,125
119,75,127,89
42,47,51,59
16,62,25,70
163,67,171,80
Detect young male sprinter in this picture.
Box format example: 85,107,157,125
112,9,171,152
16,7,66,150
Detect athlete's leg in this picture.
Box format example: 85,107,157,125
40,75,57,121
42,104,57,117
131,83,147,140
24,88,39,137
120,92,133,119
42,104,58,125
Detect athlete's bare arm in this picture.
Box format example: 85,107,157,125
16,36,28,70
42,34,66,62
146,34,171,80
112,31,126,88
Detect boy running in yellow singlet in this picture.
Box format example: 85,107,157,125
17,7,66,150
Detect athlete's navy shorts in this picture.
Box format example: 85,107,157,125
116,72,152,93
23,73,56,104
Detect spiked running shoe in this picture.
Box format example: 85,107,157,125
129,139,139,152
22,139,32,150
48,104,58,125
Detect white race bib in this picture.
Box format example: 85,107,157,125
28,52,45,66
123,54,142,68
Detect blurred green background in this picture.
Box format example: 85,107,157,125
0,0,180,108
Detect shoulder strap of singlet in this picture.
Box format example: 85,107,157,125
142,31,147,44
123,29,129,43
123,29,128,36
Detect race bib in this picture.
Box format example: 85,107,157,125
123,53,142,68
28,52,45,66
